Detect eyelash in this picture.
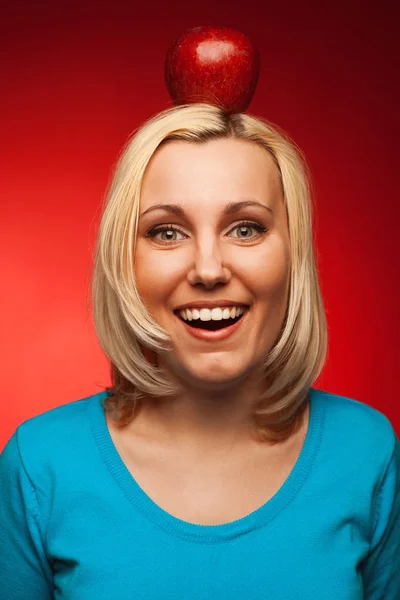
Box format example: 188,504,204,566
144,221,268,244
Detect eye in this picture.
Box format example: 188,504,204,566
144,225,187,244
144,221,268,245
229,221,268,241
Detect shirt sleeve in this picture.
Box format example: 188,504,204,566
0,428,54,600
361,430,400,599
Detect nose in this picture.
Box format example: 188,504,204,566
187,241,232,289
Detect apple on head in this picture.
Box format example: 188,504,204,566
165,25,260,114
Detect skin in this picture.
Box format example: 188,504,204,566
128,137,300,459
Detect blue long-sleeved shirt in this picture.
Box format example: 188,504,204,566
0,387,399,599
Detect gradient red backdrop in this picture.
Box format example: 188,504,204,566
1,0,399,450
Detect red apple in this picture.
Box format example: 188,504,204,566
165,25,260,114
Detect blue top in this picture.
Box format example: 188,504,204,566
0,387,399,599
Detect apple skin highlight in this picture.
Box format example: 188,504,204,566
165,25,260,113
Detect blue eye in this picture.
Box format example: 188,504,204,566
145,221,268,244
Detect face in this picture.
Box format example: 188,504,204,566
134,138,291,390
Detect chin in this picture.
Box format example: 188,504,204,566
166,353,255,390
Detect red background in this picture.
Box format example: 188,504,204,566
1,0,399,450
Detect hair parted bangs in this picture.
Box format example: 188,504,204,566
88,103,328,444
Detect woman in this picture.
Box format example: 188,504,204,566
1,104,399,599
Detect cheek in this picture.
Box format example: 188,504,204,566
134,242,182,307
242,238,291,302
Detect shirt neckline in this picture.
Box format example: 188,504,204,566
88,387,325,544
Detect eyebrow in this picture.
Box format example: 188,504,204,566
140,199,274,218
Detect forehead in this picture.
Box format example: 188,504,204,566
140,138,282,205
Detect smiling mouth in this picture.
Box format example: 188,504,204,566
174,308,249,331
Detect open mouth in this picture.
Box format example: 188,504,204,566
174,307,249,331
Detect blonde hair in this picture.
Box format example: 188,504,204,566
89,104,328,444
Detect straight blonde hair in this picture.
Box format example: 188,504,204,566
89,104,328,444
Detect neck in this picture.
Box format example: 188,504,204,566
131,368,274,455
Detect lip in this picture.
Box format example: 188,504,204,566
174,300,249,311
175,307,249,342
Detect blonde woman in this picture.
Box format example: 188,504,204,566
1,104,399,599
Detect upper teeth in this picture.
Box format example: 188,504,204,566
179,306,246,321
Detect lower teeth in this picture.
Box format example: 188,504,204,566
185,314,242,330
